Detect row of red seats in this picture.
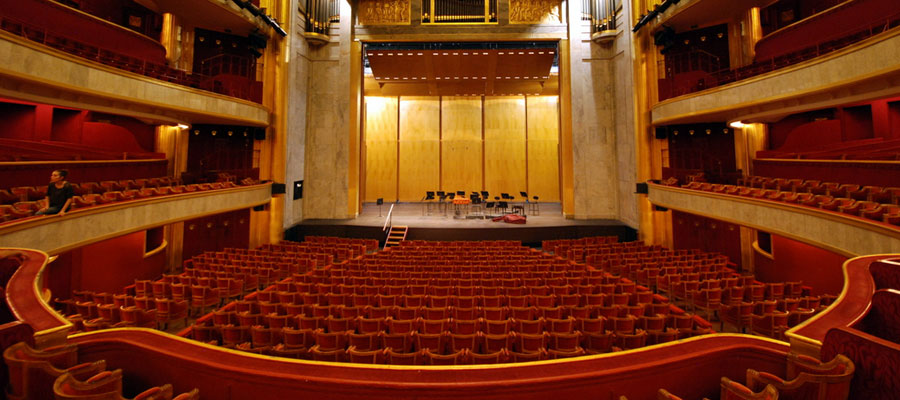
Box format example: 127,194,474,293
657,354,854,400
4,342,199,399
681,180,900,225
0,181,239,223
193,249,332,266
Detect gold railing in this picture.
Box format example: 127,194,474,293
422,0,497,24
304,0,340,35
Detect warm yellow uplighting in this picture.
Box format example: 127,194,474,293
729,121,747,128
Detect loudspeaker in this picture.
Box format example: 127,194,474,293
252,204,267,211
654,26,676,54
376,198,384,205
655,127,668,139
254,128,266,141
635,183,649,194
293,180,303,200
271,183,285,195
248,32,268,49
653,205,669,212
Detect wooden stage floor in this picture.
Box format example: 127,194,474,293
286,202,636,247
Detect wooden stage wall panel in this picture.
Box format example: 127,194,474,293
364,97,398,202
527,96,560,202
362,95,561,202
484,97,526,197
398,97,440,201
441,97,483,192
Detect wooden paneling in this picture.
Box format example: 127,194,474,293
485,97,527,197
527,96,560,201
441,97,483,192
364,97,398,201
361,95,561,203
399,97,440,201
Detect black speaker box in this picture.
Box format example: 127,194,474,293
655,127,668,139
254,128,266,141
635,183,649,194
653,205,669,212
271,183,286,195
293,180,303,200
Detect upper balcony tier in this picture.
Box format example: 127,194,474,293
0,31,269,126
651,27,900,126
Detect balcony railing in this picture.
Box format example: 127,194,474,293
422,0,497,24
0,16,263,103
657,11,900,101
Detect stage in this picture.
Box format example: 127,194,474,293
285,202,637,247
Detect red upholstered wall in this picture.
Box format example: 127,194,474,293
81,122,147,153
752,234,846,295
754,0,900,62
0,103,36,140
181,209,251,265
47,231,168,297
671,210,743,269
752,159,900,187
2,0,167,64
770,119,842,152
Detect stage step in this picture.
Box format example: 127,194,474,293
384,225,408,249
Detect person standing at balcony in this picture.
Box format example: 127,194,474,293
36,169,74,216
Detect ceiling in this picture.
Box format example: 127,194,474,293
365,46,557,97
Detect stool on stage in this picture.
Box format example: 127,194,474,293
452,197,471,217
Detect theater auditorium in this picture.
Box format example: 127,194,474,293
0,0,899,398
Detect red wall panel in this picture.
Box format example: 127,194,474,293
752,234,846,295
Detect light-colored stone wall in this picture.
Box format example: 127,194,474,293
301,0,353,219
613,3,638,228
565,1,619,219
283,0,310,228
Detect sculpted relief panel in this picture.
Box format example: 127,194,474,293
509,0,562,24
359,0,411,25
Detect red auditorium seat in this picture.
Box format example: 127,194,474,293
52,369,124,398
746,354,854,399
386,349,423,365
347,347,386,364
4,342,108,400
720,377,777,400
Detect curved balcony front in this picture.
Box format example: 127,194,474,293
0,32,270,127
651,29,900,125
0,183,272,256
646,183,900,257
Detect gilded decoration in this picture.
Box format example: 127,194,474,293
509,0,561,24
359,0,411,25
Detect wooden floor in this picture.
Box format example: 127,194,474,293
286,202,637,247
